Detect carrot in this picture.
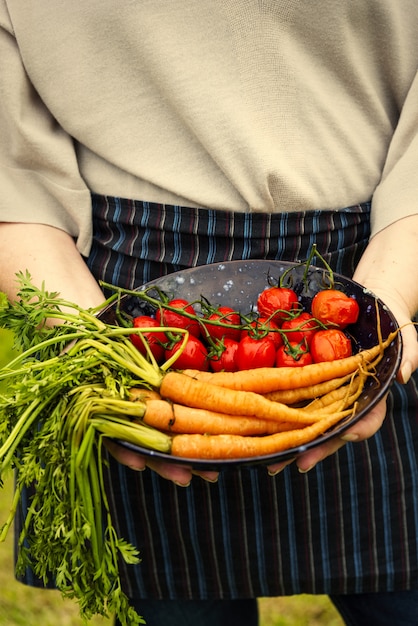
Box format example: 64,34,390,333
171,407,356,459
180,332,397,393
159,371,351,425
129,388,162,402
141,398,175,430
142,399,296,435
263,374,352,405
303,371,361,411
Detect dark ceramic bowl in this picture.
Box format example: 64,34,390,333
99,260,402,469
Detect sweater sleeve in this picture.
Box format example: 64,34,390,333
371,70,418,237
0,1,93,256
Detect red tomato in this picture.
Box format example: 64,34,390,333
236,335,276,370
275,342,313,367
209,338,240,372
130,315,165,362
240,316,283,349
257,287,299,323
281,312,318,346
310,329,353,363
203,306,241,342
156,298,201,337
165,334,209,371
311,289,360,329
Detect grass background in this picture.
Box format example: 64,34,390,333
0,329,344,625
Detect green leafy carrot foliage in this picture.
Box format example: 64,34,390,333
0,273,172,625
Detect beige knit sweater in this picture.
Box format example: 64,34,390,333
1,1,418,256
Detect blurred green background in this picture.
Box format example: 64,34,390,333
0,329,343,625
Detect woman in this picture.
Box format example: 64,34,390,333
0,2,417,624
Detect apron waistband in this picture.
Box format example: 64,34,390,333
88,195,371,290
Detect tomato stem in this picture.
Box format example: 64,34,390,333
302,244,335,287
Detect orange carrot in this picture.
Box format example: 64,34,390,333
142,399,296,435
305,369,370,415
171,407,356,459
159,371,351,425
129,387,162,402
141,398,175,430
263,374,352,405
180,332,397,393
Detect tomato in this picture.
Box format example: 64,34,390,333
130,315,165,362
164,334,209,371
202,305,241,342
310,329,353,363
276,342,313,367
209,338,240,372
311,289,360,329
236,335,277,370
155,298,201,337
281,312,318,346
257,287,299,323
240,316,283,349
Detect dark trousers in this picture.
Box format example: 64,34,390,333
115,590,418,626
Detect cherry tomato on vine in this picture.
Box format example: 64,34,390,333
202,305,241,342
209,338,240,372
165,334,209,371
310,329,352,363
156,298,201,337
311,289,359,329
257,287,299,323
281,312,318,346
130,315,165,362
240,316,283,349
236,335,276,370
276,342,313,367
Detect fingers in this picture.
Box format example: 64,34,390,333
339,395,387,442
267,397,388,475
192,469,219,483
104,439,147,471
295,437,347,473
104,439,218,486
397,320,418,384
267,458,295,476
299,396,387,472
145,458,194,486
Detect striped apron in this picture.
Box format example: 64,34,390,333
21,196,418,600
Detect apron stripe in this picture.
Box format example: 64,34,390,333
70,196,415,599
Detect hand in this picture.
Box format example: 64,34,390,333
294,395,388,473
105,439,219,486
267,281,418,476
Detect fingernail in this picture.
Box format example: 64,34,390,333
268,459,295,476
191,470,219,483
128,465,145,472
174,480,191,488
341,433,359,442
268,464,290,477
298,464,315,474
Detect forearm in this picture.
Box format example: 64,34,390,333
353,215,418,319
0,223,104,308
0,222,213,483
353,214,418,383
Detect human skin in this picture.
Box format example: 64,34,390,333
270,214,418,473
0,216,417,481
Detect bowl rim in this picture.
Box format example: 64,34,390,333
99,259,403,469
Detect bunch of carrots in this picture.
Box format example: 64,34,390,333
129,329,396,459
